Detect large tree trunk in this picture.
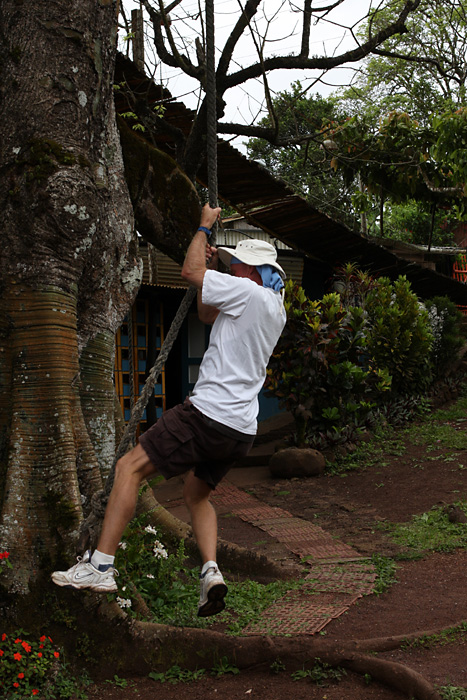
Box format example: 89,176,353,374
0,0,140,595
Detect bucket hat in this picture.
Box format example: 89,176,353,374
217,239,286,278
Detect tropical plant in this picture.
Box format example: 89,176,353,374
265,280,391,446
364,276,434,394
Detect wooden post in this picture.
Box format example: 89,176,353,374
358,173,368,237
131,8,144,72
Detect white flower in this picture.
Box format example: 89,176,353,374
118,541,127,550
153,540,168,559
144,525,158,536
116,597,132,609
146,573,155,579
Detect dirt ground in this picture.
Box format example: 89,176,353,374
87,402,467,700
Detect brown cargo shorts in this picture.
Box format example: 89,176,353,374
138,399,254,489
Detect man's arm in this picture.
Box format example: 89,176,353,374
181,204,221,324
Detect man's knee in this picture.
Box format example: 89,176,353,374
114,454,136,482
183,474,212,509
114,445,154,483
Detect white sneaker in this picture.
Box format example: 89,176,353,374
197,565,228,618
51,551,118,593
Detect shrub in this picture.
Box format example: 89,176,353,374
265,281,391,446
266,271,442,447
0,631,88,699
424,296,465,378
364,276,434,395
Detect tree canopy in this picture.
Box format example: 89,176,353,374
339,0,467,124
240,0,467,242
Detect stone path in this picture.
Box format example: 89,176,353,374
211,480,377,635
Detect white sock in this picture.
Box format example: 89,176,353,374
91,550,115,568
201,560,217,575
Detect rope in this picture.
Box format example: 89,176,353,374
81,3,219,538
127,305,135,449
205,0,218,241
106,285,197,494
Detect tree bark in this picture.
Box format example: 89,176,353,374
0,0,140,594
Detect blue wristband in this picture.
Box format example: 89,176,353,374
198,226,212,237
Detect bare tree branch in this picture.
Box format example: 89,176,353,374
216,120,332,148
216,0,262,82
141,0,203,79
419,166,464,196
220,0,422,90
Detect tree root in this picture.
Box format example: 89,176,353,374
93,599,463,698
340,653,442,700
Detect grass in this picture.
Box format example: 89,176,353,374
327,392,467,475
212,577,304,635
438,685,467,700
386,502,467,555
402,621,467,650
370,554,398,594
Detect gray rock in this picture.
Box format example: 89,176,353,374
269,447,326,478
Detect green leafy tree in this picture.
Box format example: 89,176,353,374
321,107,467,239
384,200,457,246
339,0,467,124
246,84,353,223
329,0,467,239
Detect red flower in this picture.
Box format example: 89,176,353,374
54,651,60,658
39,644,44,649
39,636,46,643
32,691,39,696
13,682,19,688
37,652,42,658
21,641,31,652
48,637,53,643
0,552,9,560
14,639,21,644
13,652,22,661
18,673,24,679
1,633,6,641
0,650,3,657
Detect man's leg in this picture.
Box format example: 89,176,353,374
183,470,217,563
183,471,227,617
51,444,155,591
97,444,155,556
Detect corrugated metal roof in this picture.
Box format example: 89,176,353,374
115,53,467,306
140,241,303,286
218,226,292,250
140,245,189,289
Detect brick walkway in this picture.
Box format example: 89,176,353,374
211,481,377,635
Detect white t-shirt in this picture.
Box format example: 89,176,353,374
189,269,287,435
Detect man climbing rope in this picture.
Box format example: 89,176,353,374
51,204,287,617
